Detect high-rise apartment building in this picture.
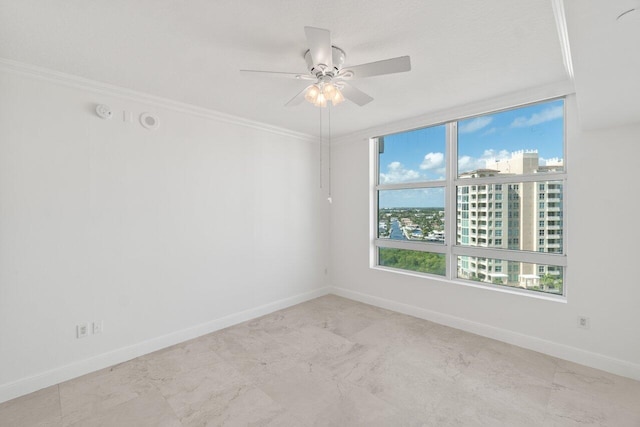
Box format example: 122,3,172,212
456,151,563,293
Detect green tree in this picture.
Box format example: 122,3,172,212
540,273,563,293
379,248,445,276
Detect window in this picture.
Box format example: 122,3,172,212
373,98,567,296
375,124,447,276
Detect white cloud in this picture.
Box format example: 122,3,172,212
458,149,510,173
510,105,563,128
482,149,511,161
380,161,421,184
459,117,493,134
457,155,482,172
419,152,444,170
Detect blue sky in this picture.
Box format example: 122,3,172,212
378,99,564,208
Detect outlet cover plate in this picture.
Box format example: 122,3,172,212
577,316,590,329
77,323,89,338
92,321,103,335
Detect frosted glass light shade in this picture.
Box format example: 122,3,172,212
305,85,321,103
331,89,345,106
305,83,344,107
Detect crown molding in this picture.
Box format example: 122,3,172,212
0,57,316,142
551,0,575,81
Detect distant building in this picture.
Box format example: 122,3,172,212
456,151,563,291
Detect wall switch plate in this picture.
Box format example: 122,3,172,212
92,320,103,335
77,323,89,338
577,316,590,329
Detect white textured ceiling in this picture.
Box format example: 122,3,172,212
565,0,640,130
1,0,577,136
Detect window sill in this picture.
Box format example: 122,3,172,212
370,265,568,303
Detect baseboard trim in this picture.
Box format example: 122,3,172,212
330,286,640,381
0,287,330,404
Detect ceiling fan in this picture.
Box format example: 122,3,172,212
240,27,411,107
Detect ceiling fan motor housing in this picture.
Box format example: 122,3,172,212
305,46,346,76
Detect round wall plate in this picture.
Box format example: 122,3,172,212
140,112,160,130
96,104,113,119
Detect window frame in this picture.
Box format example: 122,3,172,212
371,97,568,300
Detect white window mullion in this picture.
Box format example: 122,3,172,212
370,137,380,268
447,122,458,280
376,238,448,254
453,172,566,187
452,245,567,267
377,181,446,191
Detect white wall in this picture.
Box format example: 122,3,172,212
329,93,640,380
2,66,637,405
0,68,329,402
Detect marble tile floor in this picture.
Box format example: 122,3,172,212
2,295,639,426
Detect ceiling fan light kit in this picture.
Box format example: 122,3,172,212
241,26,411,108
304,81,345,107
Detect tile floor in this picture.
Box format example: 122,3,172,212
1,295,639,426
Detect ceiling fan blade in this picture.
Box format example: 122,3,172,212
304,26,333,69
285,85,312,107
340,82,374,106
240,69,315,80
339,56,411,79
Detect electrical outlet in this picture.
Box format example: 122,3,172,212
577,316,590,329
92,320,103,335
77,323,89,338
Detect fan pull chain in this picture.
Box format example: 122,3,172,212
319,107,323,189
327,106,332,204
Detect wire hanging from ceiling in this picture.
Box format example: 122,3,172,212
327,105,332,204
319,105,322,190
318,105,332,203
